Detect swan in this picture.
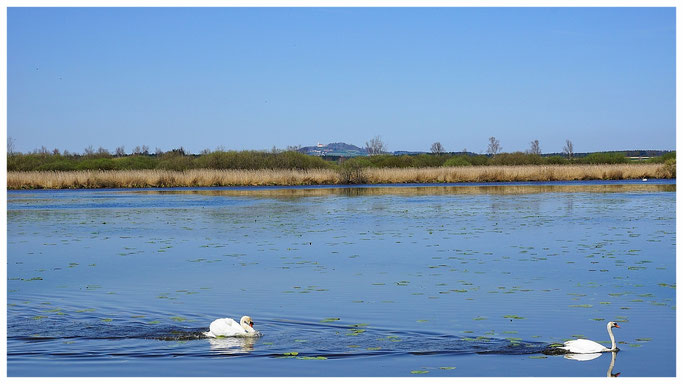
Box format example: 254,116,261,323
204,315,259,338
560,321,620,354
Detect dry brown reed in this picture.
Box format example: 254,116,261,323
7,163,672,190
7,169,340,189
363,164,670,184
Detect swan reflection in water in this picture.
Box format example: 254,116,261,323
208,336,256,355
564,351,620,377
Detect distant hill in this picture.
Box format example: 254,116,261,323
299,142,367,157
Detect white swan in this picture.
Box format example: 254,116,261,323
204,315,259,338
560,321,620,354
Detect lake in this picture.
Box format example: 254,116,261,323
7,180,676,377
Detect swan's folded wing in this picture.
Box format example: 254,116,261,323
210,318,244,337
562,339,607,354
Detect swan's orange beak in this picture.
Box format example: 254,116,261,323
614,324,620,328
250,322,254,327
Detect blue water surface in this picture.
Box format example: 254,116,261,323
7,180,676,376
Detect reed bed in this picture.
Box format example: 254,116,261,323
363,164,670,184
7,169,340,189
7,163,673,189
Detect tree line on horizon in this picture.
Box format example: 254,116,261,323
6,136,675,173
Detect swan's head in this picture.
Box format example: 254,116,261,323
240,316,254,329
608,321,620,329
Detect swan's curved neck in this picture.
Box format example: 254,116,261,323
607,325,617,351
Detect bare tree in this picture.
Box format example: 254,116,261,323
141,145,150,155
487,136,501,156
430,142,444,155
7,137,16,156
84,145,94,156
52,148,60,155
96,146,110,156
365,135,386,156
155,147,163,156
528,140,541,155
563,139,574,159
200,148,211,155
115,146,126,157
132,146,141,155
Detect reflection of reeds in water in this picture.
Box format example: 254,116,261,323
133,183,675,199
7,164,672,189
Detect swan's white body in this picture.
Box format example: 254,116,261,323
560,321,620,354
204,315,259,338
562,339,611,354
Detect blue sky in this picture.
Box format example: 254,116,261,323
8,7,676,154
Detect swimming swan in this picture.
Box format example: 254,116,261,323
560,321,620,354
204,315,259,338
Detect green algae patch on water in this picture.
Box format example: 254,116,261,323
320,317,340,323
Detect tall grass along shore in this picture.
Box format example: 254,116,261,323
7,163,673,189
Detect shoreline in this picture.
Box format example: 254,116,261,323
7,164,674,190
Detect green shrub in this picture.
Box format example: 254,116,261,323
467,155,490,166
339,157,373,169
75,158,117,170
193,150,332,170
113,155,158,170
545,156,568,165
489,152,543,166
581,152,627,164
364,154,414,168
443,156,472,167
36,160,77,171
270,151,332,169
412,154,446,167
649,151,676,163
156,155,195,171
